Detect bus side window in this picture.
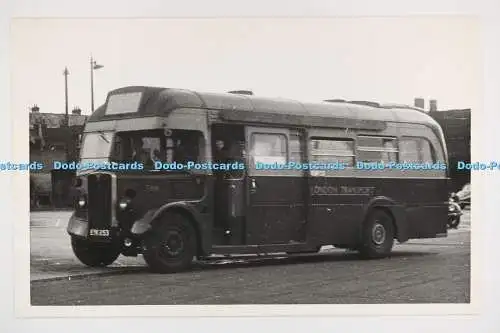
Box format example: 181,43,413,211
309,138,355,167
399,137,435,163
249,133,287,166
357,136,398,163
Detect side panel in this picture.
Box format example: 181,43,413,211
307,177,448,244
305,123,448,245
123,173,214,254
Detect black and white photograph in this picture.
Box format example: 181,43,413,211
11,15,479,314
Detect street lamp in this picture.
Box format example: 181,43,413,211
90,55,104,113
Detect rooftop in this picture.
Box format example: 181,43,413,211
88,86,442,132
30,112,88,129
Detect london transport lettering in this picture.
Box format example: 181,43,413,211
310,185,376,196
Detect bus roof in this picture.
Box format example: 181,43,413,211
89,86,442,132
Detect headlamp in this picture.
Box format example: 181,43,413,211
119,198,131,210
78,196,86,208
118,189,136,211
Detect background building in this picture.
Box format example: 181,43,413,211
429,108,471,192
29,105,87,209
415,98,471,192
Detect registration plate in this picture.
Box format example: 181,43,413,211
89,229,110,237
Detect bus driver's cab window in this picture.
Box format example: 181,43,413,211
111,129,204,170
164,130,204,165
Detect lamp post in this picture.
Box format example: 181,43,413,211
90,55,104,113
63,67,70,162
63,67,69,126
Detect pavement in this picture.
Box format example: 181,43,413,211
29,209,470,305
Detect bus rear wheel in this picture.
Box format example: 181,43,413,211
358,209,395,259
142,213,197,273
71,237,121,267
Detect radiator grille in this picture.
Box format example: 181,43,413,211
87,174,112,230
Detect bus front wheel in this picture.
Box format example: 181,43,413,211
142,212,197,273
358,209,395,259
71,237,121,267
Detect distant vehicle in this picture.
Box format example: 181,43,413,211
456,183,471,209
447,194,462,229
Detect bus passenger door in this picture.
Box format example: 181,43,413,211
244,127,307,245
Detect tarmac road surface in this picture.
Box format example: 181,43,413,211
29,210,470,305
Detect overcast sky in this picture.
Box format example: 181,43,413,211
11,17,480,115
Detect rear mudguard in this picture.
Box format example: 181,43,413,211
363,196,409,243
131,201,209,254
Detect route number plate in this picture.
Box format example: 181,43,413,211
89,229,110,236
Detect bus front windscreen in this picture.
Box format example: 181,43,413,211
80,131,114,162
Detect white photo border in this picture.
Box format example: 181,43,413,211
1,0,497,331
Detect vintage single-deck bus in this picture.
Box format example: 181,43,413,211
68,86,449,273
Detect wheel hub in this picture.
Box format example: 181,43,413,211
372,222,386,245
162,231,184,257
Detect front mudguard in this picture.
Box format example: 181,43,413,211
130,202,209,255
130,209,156,235
67,212,89,238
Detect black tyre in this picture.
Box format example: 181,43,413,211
142,212,197,273
358,209,395,259
71,237,121,267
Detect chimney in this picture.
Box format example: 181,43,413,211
30,104,40,113
324,99,346,103
429,99,438,112
72,107,82,115
414,98,425,109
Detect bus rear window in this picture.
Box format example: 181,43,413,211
399,137,434,163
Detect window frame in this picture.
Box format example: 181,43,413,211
289,132,305,164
